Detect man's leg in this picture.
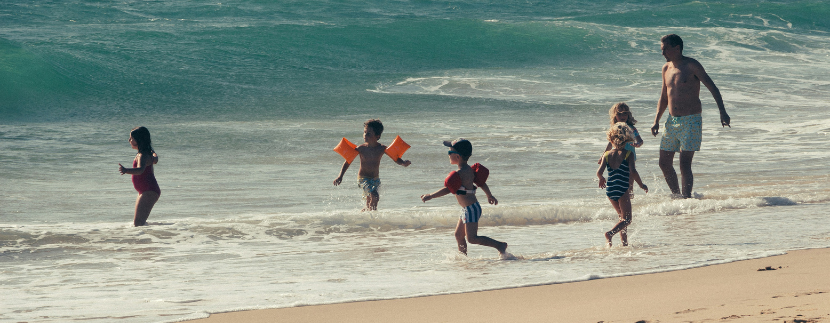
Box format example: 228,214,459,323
658,150,681,196
678,151,695,198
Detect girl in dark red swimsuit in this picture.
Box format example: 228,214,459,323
118,126,160,226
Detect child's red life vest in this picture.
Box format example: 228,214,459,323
444,163,489,194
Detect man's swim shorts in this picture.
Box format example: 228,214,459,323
660,113,702,152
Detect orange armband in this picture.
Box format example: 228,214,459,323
333,138,359,164
384,135,410,162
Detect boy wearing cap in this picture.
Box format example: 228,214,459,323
420,139,508,257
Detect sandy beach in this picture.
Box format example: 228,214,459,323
188,248,829,323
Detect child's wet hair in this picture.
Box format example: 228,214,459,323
130,126,154,156
364,119,384,137
609,102,637,126
607,122,634,148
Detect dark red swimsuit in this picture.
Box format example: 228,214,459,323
132,158,161,195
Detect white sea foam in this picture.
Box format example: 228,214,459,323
4,3,830,323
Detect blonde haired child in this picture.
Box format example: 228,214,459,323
598,102,645,196
599,102,643,162
597,123,648,247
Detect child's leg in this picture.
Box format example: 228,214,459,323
134,191,159,226
465,222,508,255
605,194,632,246
605,198,622,246
617,195,632,246
366,191,379,211
620,228,628,246
370,191,380,211
454,218,468,255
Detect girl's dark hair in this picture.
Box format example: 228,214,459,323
130,126,154,156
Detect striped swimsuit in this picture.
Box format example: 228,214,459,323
605,151,631,201
462,202,482,223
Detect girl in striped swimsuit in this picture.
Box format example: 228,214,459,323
597,123,648,247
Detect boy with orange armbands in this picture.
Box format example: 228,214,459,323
333,119,411,211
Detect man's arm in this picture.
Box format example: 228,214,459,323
691,60,730,127
652,64,670,136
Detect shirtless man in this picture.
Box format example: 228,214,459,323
651,34,731,198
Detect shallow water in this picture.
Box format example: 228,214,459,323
2,1,830,322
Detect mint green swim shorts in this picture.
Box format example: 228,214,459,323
660,113,702,152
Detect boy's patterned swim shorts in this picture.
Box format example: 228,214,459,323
358,177,381,197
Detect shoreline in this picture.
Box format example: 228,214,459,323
186,247,830,323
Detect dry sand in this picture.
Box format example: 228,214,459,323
188,248,830,323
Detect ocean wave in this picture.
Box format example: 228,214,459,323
2,192,826,255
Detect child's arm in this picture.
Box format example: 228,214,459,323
421,188,450,203
119,153,151,175
477,182,498,205
633,135,643,148
152,152,159,164
632,127,643,148
596,160,607,188
333,160,350,186
631,126,643,148
598,142,613,164
395,157,411,167
628,159,648,193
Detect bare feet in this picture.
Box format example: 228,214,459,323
497,242,508,255
458,244,467,256
605,231,613,247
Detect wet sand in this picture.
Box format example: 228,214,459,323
187,248,830,323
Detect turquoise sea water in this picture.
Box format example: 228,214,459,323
2,1,830,322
